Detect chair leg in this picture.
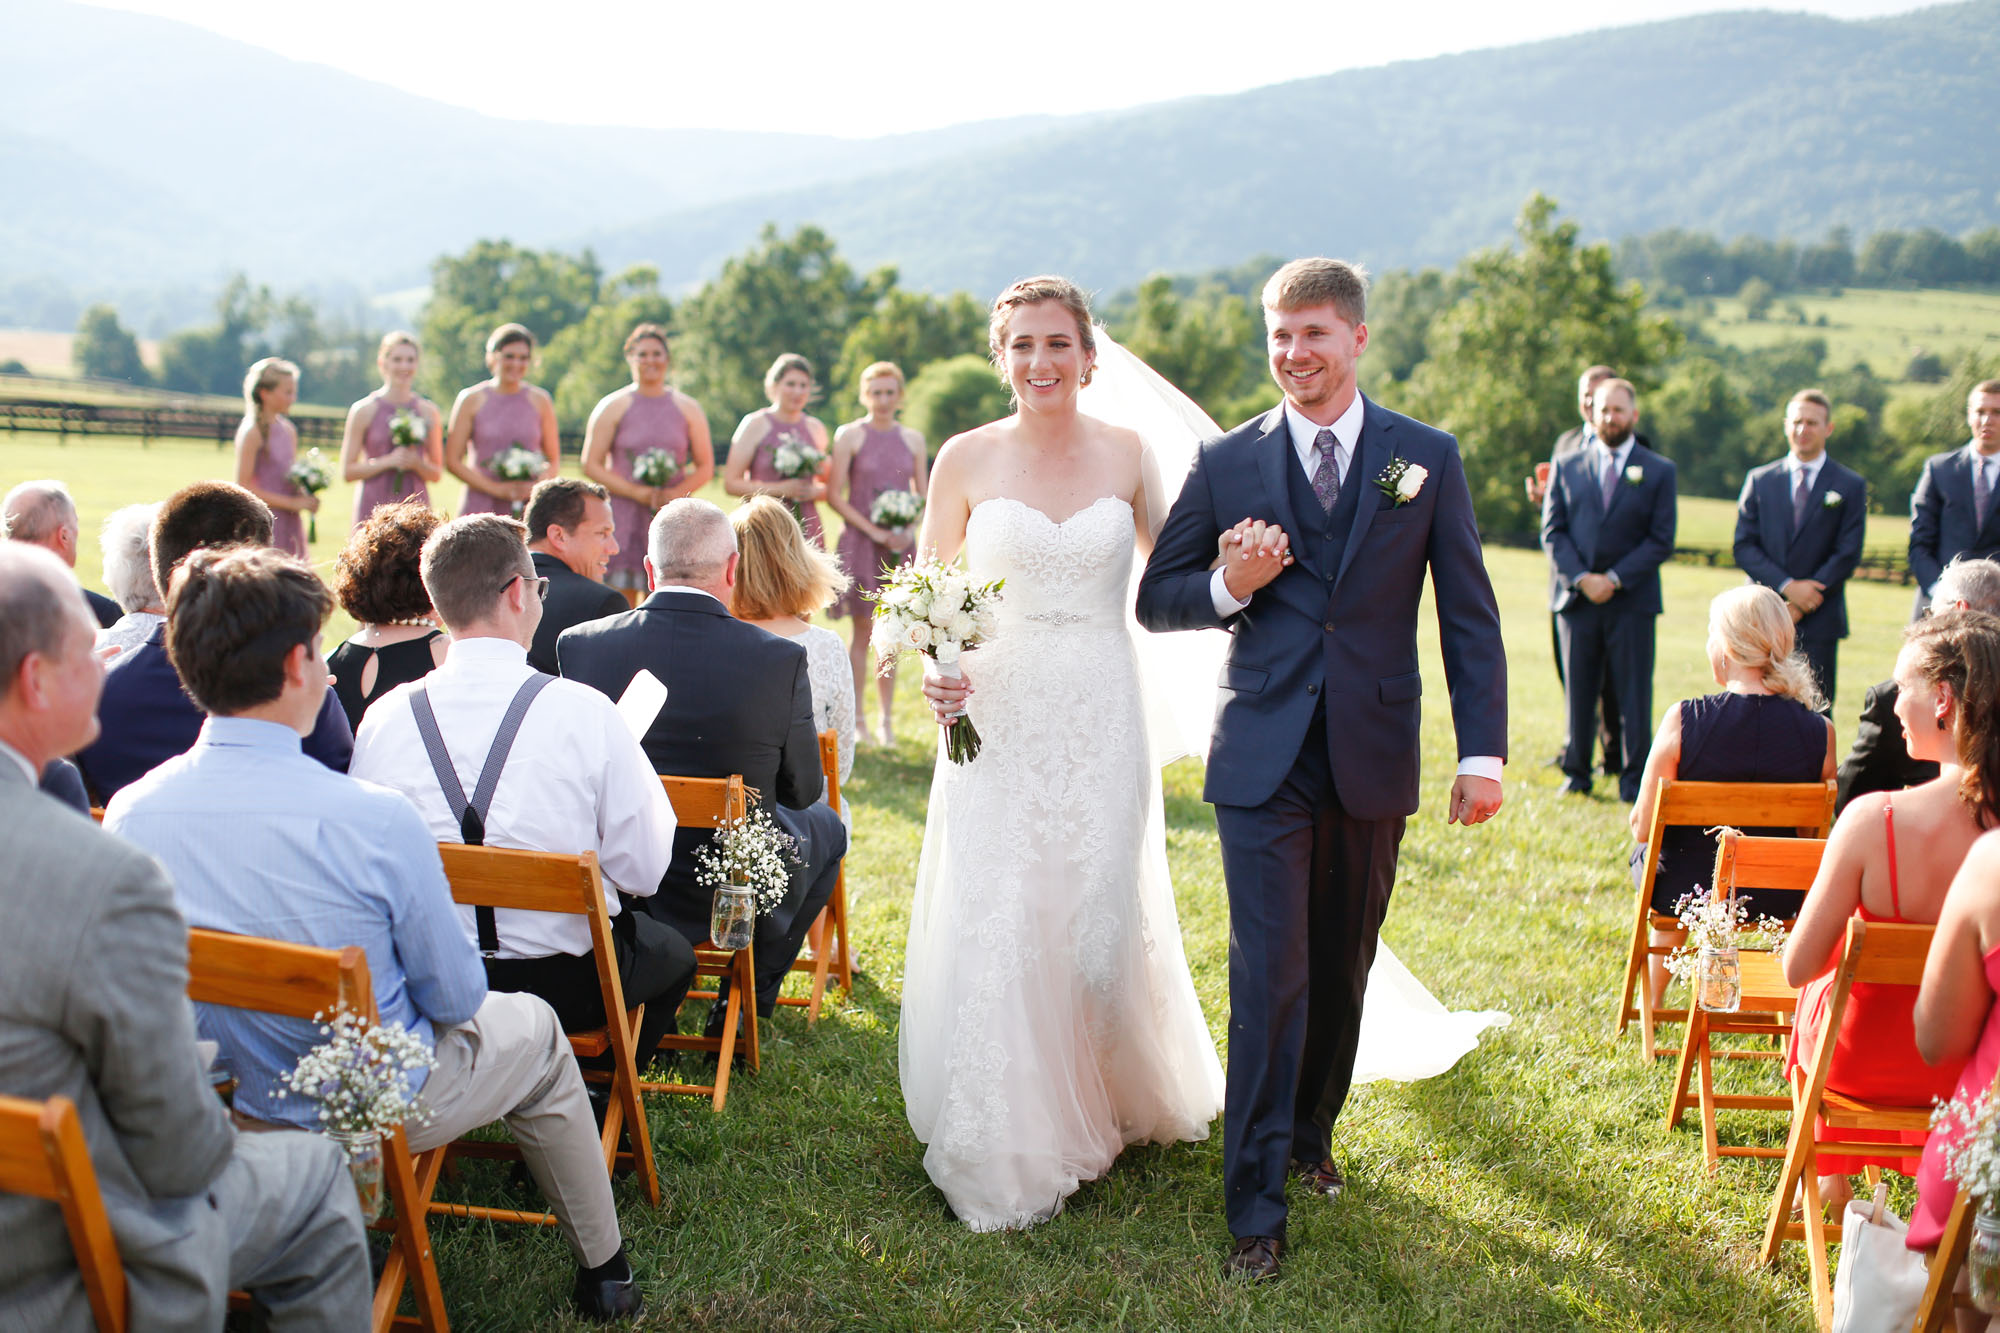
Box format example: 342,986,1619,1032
1762,1072,1816,1265
1801,1167,1835,1331
1617,890,1651,1040
1665,1008,1702,1132
1696,1019,1722,1176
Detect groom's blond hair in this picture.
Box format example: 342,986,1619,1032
1262,258,1369,326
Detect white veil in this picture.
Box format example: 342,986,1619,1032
1078,329,1230,768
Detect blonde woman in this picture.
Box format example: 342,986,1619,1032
444,323,561,516
723,353,830,544
729,496,855,808
233,357,309,557
828,361,928,745
339,332,444,525
1629,585,1838,1004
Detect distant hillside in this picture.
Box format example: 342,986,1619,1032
591,2,2000,297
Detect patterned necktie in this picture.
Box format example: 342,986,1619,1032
1792,467,1812,532
1600,454,1619,509
1979,458,1993,530
1312,428,1341,514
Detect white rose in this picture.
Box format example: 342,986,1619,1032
905,622,932,649
932,639,961,665
938,573,969,606
1395,464,1428,500
1625,465,1643,484
950,611,976,640
907,593,931,620
974,608,999,638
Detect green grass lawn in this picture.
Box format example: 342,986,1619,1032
7,433,1924,1330
1700,286,2000,382
1675,493,1910,555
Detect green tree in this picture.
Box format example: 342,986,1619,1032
673,225,893,431
1110,276,1262,424
1739,277,1776,321
1391,195,1681,537
417,240,604,399
832,289,987,408
1886,353,2000,482
903,354,1012,451
158,275,271,397
72,303,150,385
1644,355,1754,497
538,265,675,425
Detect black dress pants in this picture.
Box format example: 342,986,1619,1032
1556,601,1655,800
482,906,696,1070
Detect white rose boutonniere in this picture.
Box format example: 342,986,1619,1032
1624,465,1644,486
1374,458,1428,507
1823,490,1843,509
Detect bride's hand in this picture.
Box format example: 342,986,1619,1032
922,665,972,724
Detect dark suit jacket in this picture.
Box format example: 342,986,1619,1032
72,625,353,803
1734,455,1868,641
527,550,627,675
38,756,89,812
556,589,822,924
1835,679,1939,812
1135,396,1508,818
84,587,120,629
1909,444,2000,595
1542,441,1678,616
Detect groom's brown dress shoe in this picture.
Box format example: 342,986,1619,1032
1224,1235,1283,1281
1290,1157,1345,1199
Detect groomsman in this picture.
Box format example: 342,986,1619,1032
1908,379,2000,617
1529,365,1617,768
1542,378,1677,802
1732,389,1867,707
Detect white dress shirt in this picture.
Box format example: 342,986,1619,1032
1205,395,1501,784
1787,452,1825,495
1967,446,1999,501
349,636,677,960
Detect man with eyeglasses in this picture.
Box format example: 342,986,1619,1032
351,514,696,1129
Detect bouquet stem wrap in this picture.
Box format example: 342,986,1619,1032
933,659,981,764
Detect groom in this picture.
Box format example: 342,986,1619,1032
1135,257,1508,1280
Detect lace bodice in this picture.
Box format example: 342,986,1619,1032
963,495,1135,630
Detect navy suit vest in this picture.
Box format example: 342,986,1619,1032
1283,437,1364,585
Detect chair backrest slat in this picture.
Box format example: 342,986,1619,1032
435,845,600,915
1712,831,1827,900
0,1095,129,1332
1849,919,1936,988
0,1095,59,1196
1652,779,1837,839
186,931,372,1023
661,774,747,829
817,730,841,812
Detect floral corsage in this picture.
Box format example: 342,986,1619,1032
1624,465,1644,486
1374,457,1428,506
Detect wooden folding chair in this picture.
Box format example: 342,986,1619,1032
0,1094,126,1332
185,928,449,1333
1616,778,1836,1060
780,728,854,1023
648,774,759,1112
1665,831,1824,1172
1911,1065,2000,1332
435,845,661,1212
1760,918,1936,1332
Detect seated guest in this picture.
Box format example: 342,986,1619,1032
73,481,352,803
730,496,856,815
0,543,371,1329
525,478,627,675
1837,557,2000,812
350,513,696,1073
1784,609,2000,1214
2,479,119,627
559,498,845,1028
105,546,646,1322
95,501,165,658
1629,585,1837,1005
327,499,449,730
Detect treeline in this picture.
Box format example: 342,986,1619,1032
1616,224,2000,302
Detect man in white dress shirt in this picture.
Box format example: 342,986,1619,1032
350,513,695,1077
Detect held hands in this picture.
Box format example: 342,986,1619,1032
1782,578,1826,615
880,527,914,553
790,477,828,503
922,664,972,725
1447,775,1503,826
1576,572,1616,605
1220,518,1293,601
299,491,321,514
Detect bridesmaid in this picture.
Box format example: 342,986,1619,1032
580,322,715,606
724,353,830,545
827,361,928,745
233,356,311,558
444,322,560,515
339,331,444,526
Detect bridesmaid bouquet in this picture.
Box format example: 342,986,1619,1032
773,436,828,524
868,557,1004,764
491,443,549,517
287,448,332,543
869,488,924,537
632,448,684,494
387,408,425,494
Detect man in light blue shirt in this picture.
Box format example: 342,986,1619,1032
108,545,646,1324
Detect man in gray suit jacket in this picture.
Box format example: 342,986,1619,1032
0,544,368,1332
1908,379,2000,618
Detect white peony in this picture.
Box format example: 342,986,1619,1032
1395,464,1428,500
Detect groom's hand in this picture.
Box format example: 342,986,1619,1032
1221,519,1292,600
922,666,972,724
1447,775,1502,826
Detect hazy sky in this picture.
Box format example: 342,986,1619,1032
87,0,1930,138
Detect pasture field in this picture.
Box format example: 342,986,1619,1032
6,432,1921,1330
1700,286,2000,383
1674,493,1910,554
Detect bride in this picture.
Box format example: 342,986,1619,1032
899,276,1505,1232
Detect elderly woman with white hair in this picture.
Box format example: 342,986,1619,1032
95,502,164,658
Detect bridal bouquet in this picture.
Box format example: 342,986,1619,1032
869,488,924,537
1664,887,1788,1012
632,448,683,494
691,808,800,950
286,448,331,543
490,443,548,516
868,557,1003,764
387,407,425,494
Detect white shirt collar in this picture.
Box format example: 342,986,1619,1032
1788,452,1825,481
1283,393,1366,480
1970,444,2000,473
439,635,530,670
0,737,37,786
1597,435,1636,473
652,584,723,605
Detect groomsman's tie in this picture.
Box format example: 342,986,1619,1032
1312,428,1341,514
1979,458,1994,530
1600,455,1619,510
1792,469,1812,533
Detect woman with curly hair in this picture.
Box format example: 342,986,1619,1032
325,499,450,728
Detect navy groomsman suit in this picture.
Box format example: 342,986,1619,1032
1733,454,1867,707
1909,443,2000,618
1542,439,1677,802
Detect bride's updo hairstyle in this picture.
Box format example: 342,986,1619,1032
1261,256,1369,326
1706,585,1824,713
987,275,1097,375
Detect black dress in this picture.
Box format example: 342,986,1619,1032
1647,691,1829,916
327,631,444,731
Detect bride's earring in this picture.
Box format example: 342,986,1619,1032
1080,365,1094,387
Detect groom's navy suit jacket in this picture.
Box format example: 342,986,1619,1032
1135,397,1508,820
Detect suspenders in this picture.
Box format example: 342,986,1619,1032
408,673,555,956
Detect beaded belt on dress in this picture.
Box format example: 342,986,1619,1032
1003,607,1118,629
